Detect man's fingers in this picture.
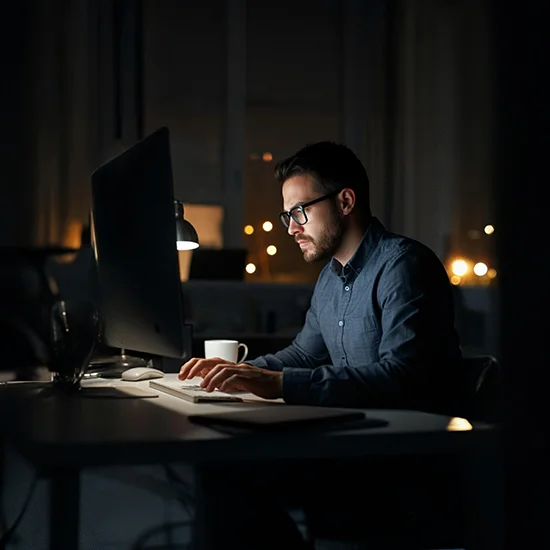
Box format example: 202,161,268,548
186,357,225,379
184,358,206,379
200,364,235,390
178,357,200,379
180,358,211,380
187,360,215,380
203,365,245,391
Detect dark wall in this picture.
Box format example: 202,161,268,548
0,3,33,246
494,2,548,547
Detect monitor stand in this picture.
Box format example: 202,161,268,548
85,349,148,378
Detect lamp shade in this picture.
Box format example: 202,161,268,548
174,200,199,250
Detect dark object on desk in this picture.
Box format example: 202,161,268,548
188,248,247,281
188,406,383,434
0,246,99,388
0,246,76,370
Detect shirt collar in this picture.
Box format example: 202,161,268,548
330,217,386,281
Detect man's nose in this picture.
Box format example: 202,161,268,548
287,218,303,236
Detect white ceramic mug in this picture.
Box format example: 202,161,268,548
204,339,248,363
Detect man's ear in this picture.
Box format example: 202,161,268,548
339,188,356,215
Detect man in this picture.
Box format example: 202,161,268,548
180,141,464,415
179,142,467,550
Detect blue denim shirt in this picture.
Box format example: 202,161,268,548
247,218,463,411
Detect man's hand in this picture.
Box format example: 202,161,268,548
178,357,283,400
179,357,226,381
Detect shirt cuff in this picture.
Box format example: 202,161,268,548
282,368,311,405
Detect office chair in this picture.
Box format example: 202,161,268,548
461,354,502,423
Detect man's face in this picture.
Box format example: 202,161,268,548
281,174,345,263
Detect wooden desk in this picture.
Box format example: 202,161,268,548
0,374,502,549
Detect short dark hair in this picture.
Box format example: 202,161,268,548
274,141,371,214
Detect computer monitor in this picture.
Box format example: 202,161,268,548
90,127,192,361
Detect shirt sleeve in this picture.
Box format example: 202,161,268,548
281,249,460,408
245,287,331,372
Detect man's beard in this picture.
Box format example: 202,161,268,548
301,214,345,263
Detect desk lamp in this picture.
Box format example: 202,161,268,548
175,200,199,250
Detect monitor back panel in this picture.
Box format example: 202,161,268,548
91,127,188,359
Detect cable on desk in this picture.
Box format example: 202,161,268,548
0,473,39,549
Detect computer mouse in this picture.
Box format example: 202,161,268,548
121,367,164,381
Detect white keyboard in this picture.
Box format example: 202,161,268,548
149,379,243,403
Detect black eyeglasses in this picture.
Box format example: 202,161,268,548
279,190,341,228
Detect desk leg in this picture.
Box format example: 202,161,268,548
49,467,80,550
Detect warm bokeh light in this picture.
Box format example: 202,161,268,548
244,225,254,235
262,221,273,232
450,275,461,285
473,262,488,276
266,245,277,256
451,259,469,276
487,268,497,279
56,219,83,263
63,219,83,249
484,224,495,235
245,263,256,274
262,152,273,162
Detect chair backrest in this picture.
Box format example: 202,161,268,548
462,355,502,423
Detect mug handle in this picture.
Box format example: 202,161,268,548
237,343,248,363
